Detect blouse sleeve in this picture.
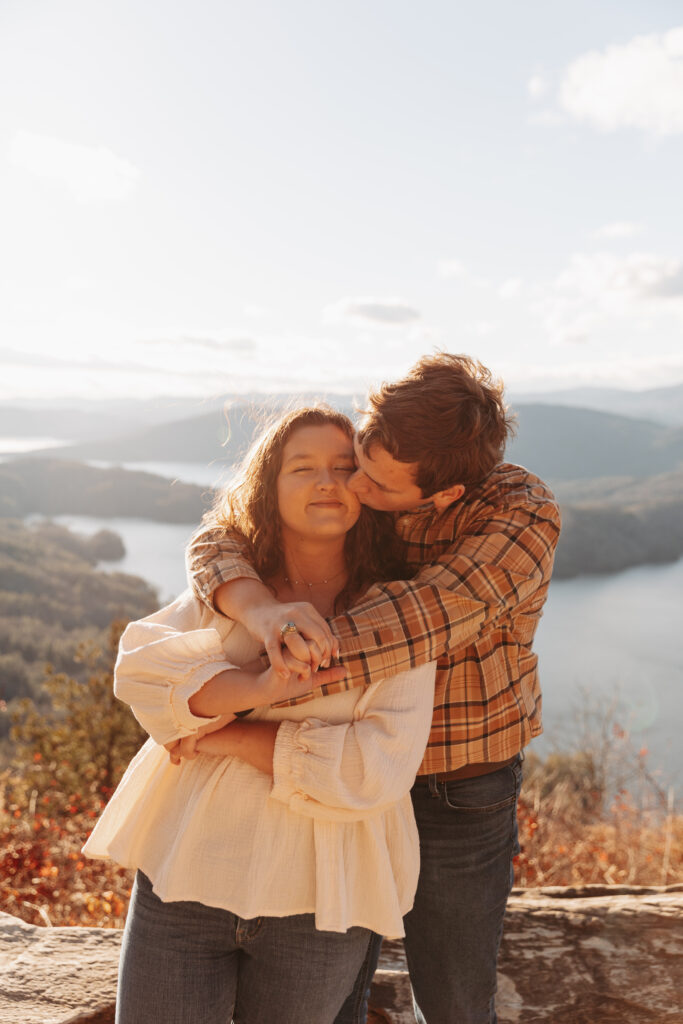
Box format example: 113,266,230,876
269,662,436,821
114,594,239,746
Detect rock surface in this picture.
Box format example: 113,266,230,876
0,911,121,1023
496,886,683,1024
1,885,682,1023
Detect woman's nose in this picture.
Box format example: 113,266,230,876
316,468,336,488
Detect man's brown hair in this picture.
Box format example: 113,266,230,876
357,353,515,495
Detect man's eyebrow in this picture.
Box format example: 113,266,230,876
359,466,397,493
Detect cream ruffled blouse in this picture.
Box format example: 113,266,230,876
83,590,435,937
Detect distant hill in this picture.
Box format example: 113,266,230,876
30,406,270,465
509,382,683,426
0,392,360,446
505,404,683,482
0,459,208,522
0,407,149,443
553,468,683,578
22,402,683,484
2,456,683,581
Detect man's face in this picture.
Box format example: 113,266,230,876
348,436,426,512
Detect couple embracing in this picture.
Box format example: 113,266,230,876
84,352,561,1024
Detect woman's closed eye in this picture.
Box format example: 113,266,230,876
291,464,354,474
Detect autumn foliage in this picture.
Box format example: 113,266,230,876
0,643,681,928
514,708,682,888
0,623,144,927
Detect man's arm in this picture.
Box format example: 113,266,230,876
325,490,561,691
187,526,338,672
187,483,561,697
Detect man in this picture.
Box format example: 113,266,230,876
187,353,561,1023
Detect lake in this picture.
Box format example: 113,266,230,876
43,511,683,787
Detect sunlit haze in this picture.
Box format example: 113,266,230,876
2,1,683,403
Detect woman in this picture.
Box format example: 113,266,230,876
83,406,435,1024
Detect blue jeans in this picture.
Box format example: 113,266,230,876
117,871,373,1024
334,757,522,1024
405,758,522,1024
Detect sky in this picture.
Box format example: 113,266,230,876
2,0,683,404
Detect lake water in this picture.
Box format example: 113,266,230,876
42,511,683,787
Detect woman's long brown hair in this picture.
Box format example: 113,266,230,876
201,405,410,612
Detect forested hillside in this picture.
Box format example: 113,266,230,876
0,459,207,522
0,520,157,719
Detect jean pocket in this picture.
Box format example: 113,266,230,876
441,762,521,813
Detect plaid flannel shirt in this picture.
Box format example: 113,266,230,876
187,462,561,774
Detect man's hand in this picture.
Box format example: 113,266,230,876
214,580,340,676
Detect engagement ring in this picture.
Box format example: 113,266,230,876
279,621,298,639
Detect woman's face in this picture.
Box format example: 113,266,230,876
276,424,361,543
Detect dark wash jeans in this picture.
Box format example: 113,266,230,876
335,756,522,1024
116,871,373,1024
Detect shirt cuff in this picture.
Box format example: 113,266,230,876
169,660,236,734
270,720,310,806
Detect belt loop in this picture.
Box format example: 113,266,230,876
427,773,439,798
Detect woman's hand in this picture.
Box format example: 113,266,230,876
169,719,280,776
165,713,236,765
258,653,346,706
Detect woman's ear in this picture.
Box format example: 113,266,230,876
430,484,465,510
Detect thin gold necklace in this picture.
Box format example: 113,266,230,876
283,565,346,588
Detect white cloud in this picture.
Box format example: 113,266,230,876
436,259,490,290
527,75,548,100
323,297,420,328
473,320,499,337
142,333,257,353
436,259,466,279
527,109,566,127
559,27,683,135
243,304,269,319
499,277,523,299
532,250,683,346
592,221,642,240
501,353,683,391
9,131,140,201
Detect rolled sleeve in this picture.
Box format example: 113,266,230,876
186,525,260,611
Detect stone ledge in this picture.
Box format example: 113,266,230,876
1,885,682,1023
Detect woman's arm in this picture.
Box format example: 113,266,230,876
195,720,277,775
115,594,343,747
195,662,436,822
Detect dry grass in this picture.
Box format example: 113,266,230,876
514,761,682,887
514,705,682,888
0,783,133,928
1,705,680,927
